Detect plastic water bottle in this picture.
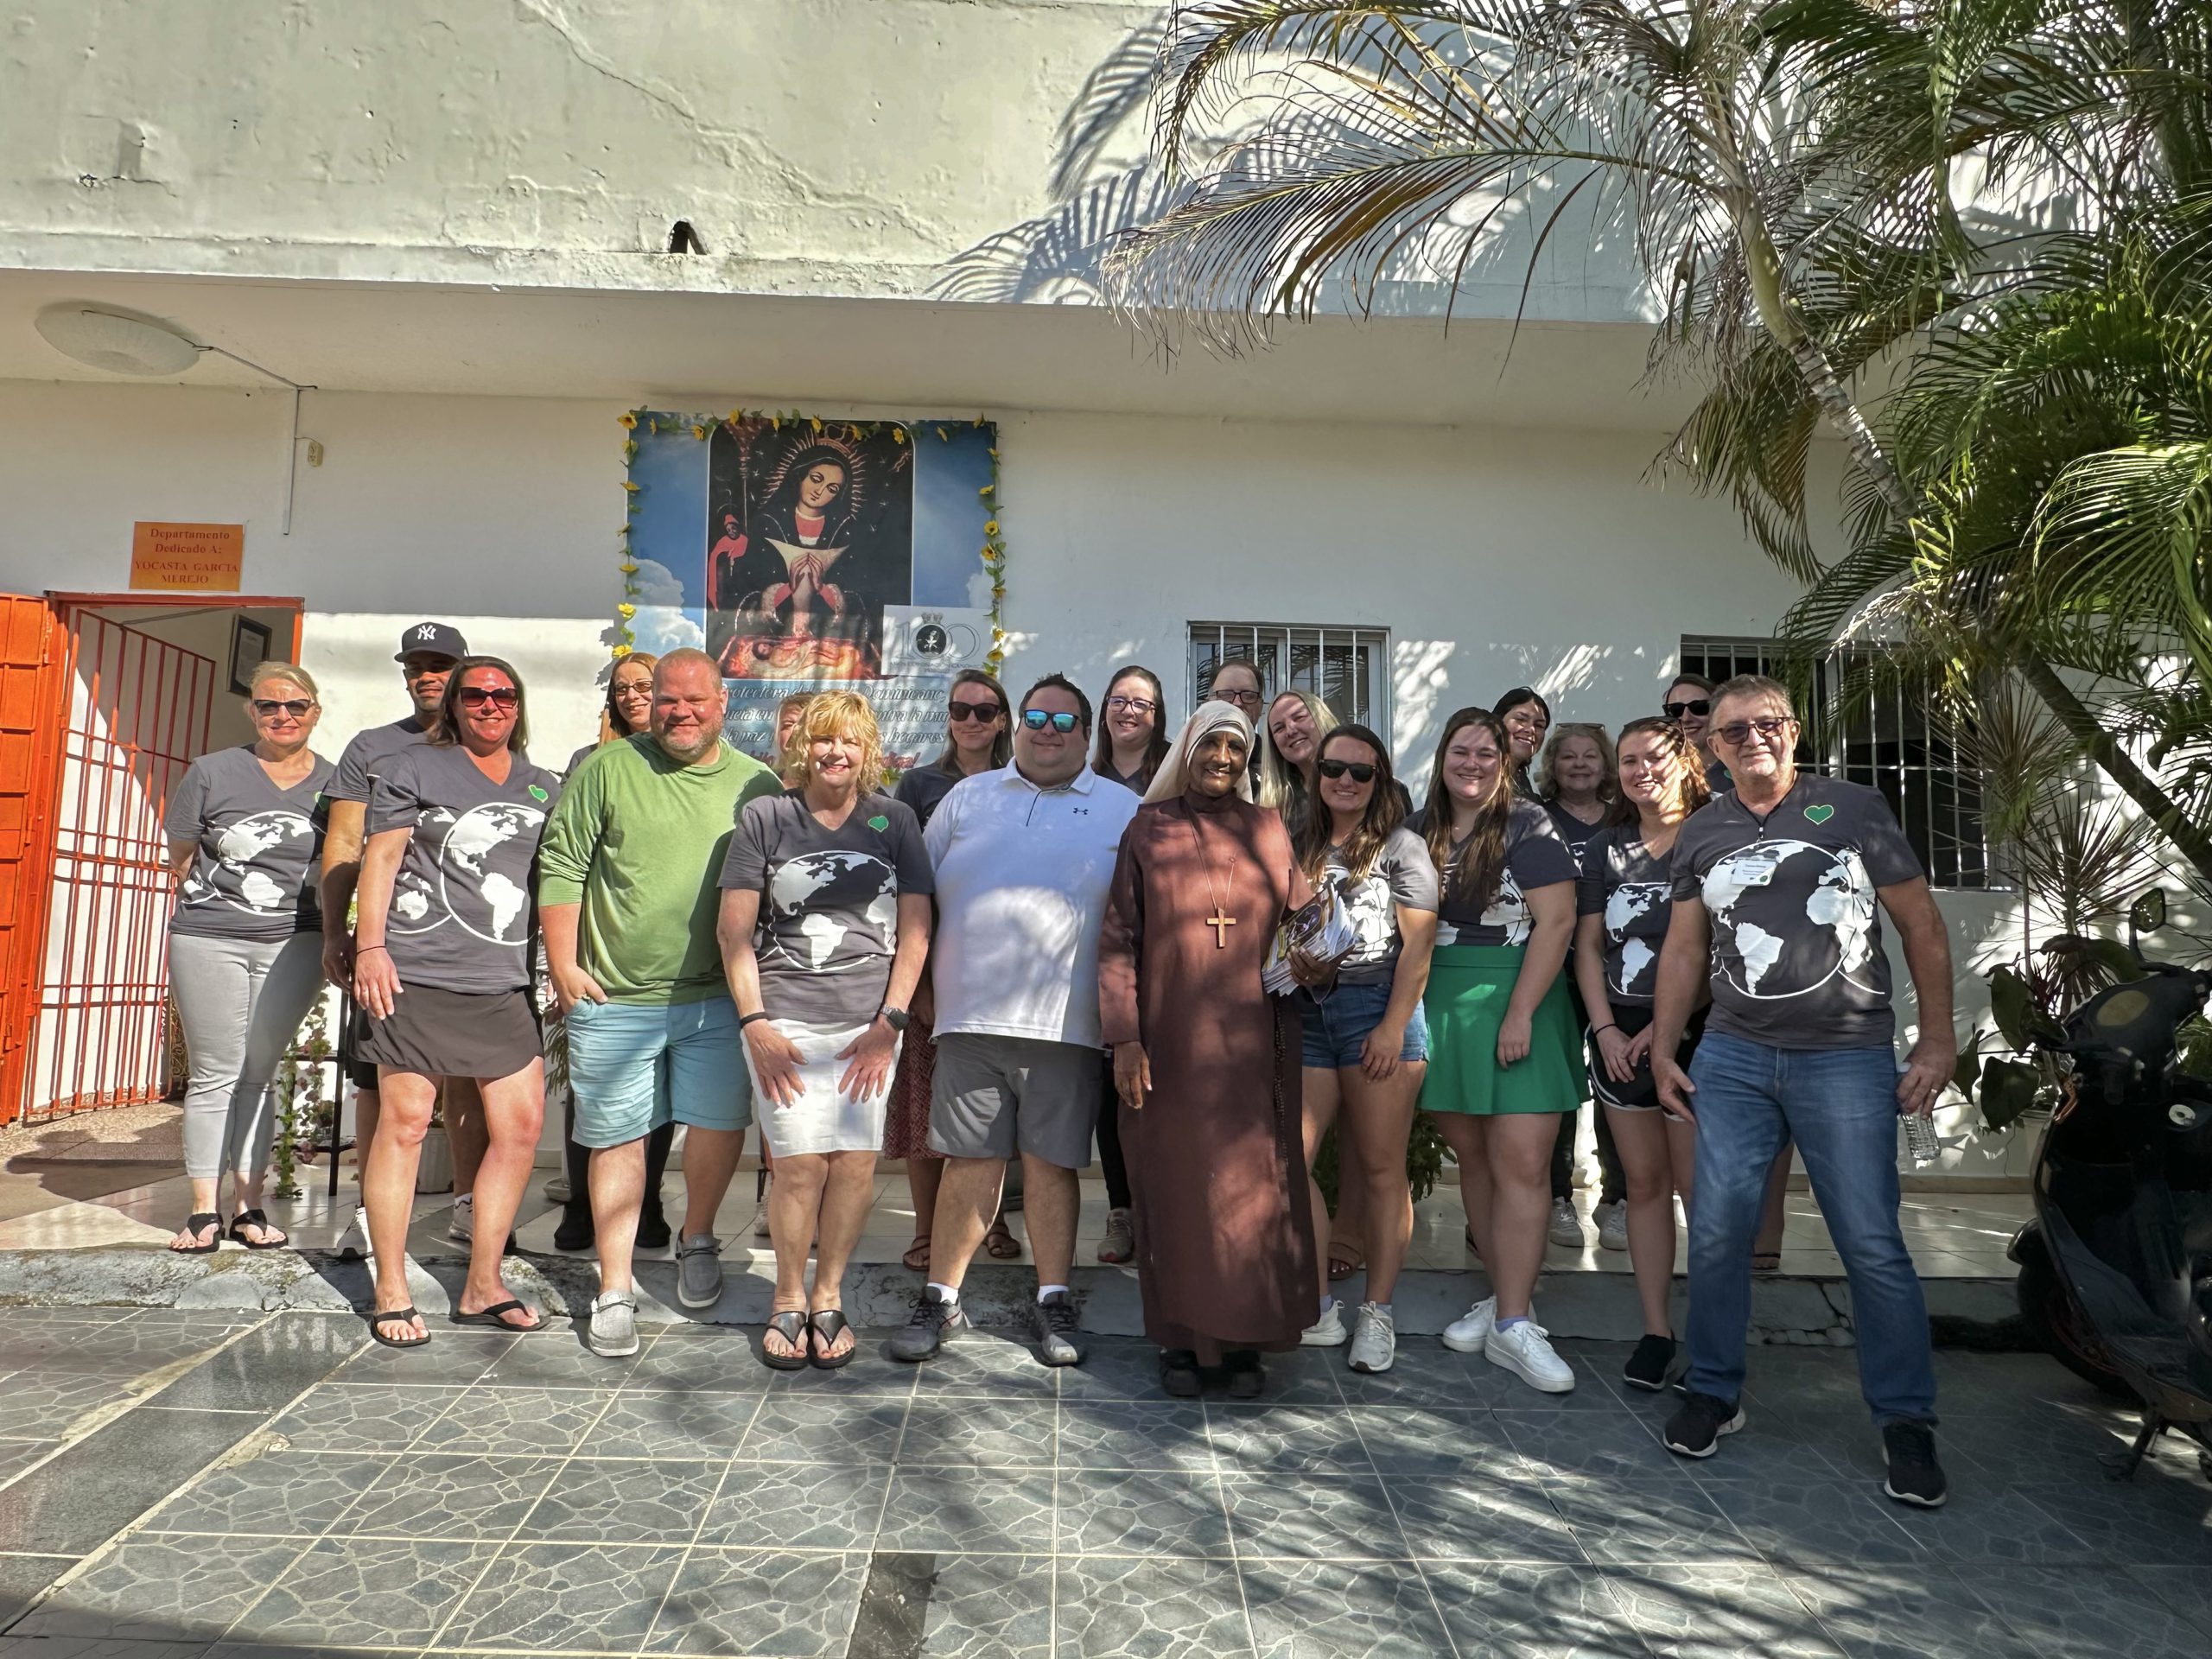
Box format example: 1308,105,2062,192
1901,1110,1940,1166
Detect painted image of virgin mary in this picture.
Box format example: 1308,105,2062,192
709,438,908,680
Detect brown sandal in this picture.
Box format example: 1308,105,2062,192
901,1236,931,1272
1327,1243,1365,1282
984,1217,1023,1260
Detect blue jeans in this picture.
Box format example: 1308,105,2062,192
1685,1032,1936,1426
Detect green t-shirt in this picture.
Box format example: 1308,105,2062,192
537,734,782,1004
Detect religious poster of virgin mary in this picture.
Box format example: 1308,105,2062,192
620,410,999,772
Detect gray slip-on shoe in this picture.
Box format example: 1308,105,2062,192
588,1290,639,1357
676,1232,724,1310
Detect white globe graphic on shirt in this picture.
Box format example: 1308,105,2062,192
436,803,547,944
1701,838,1878,1001
1605,882,1669,997
769,850,896,970
186,810,314,913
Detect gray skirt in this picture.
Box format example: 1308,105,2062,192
358,984,542,1082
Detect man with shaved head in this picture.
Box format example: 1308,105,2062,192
537,648,782,1355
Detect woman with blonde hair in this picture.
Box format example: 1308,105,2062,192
566,651,658,776
719,690,933,1368
1257,690,1338,838
163,661,335,1252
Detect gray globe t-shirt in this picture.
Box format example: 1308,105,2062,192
1421,798,1580,949
719,790,935,1029
1322,825,1440,985
164,746,337,941
1576,825,1677,1006
366,744,563,994
327,715,434,806
1669,776,1923,1048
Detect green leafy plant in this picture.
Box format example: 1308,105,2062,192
1313,1117,1448,1210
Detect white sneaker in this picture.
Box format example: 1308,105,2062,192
1347,1302,1395,1374
446,1192,474,1243
753,1177,772,1238
1597,1199,1630,1253
333,1207,372,1262
1485,1319,1577,1393
1300,1300,1349,1347
1548,1196,1589,1249
1440,1295,1497,1354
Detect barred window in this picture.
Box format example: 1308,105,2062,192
1679,638,1994,890
1188,622,1390,731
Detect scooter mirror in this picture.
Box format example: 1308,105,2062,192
2129,888,2170,936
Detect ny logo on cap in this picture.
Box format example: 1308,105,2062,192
415,624,439,641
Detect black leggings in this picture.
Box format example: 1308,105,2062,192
1096,1058,1133,1210
562,1094,674,1213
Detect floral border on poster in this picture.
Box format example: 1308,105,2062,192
613,409,1006,675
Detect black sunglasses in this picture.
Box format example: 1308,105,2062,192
1316,758,1376,783
1663,698,1712,719
1022,710,1079,733
1715,715,1793,745
458,686,519,710
251,698,315,719
947,701,1003,724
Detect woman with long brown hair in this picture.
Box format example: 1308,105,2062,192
1290,724,1437,1374
1420,708,1581,1393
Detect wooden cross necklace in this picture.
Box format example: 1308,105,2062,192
1185,808,1237,947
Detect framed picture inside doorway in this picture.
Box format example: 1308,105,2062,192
226,616,272,696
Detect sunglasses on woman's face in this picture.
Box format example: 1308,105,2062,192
1316,758,1376,783
1663,698,1712,719
947,700,1003,724
251,699,314,719
1022,710,1079,733
459,686,519,710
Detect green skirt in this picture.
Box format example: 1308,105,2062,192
1421,944,1580,1116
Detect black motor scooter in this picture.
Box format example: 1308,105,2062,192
2006,888,2212,1479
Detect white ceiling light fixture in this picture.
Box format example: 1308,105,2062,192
34,306,204,375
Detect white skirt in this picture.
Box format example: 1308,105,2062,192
745,1018,901,1157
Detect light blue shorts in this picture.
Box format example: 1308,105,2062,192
566,995,753,1148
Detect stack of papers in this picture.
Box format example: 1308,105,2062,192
1262,879,1358,995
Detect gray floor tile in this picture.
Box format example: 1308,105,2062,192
514,1458,725,1544
0,1380,137,1443
621,1330,781,1394
325,1329,512,1385
876,1467,1058,1555
897,1397,1056,1470
1349,1405,1522,1476
1057,1468,1232,1560
644,1548,864,1655
140,1319,359,1414
0,1407,266,1555
1330,1346,1481,1409
1422,1560,1650,1658
438,1539,684,1652
1547,1478,1764,1567
1694,1478,1926,1567
582,1389,764,1459
1053,1342,1176,1403
2128,1565,2212,1640
1993,1476,2212,1566
1781,1564,2038,1659
0,1442,55,1487
696,1461,891,1551
0,1553,76,1631
1055,1401,1213,1472
738,1394,912,1465
1497,1409,1685,1482
1881,1482,2099,1565
236,1536,499,1649
332,1453,561,1541
909,1553,1052,1658
1206,1402,1373,1476
0,1637,217,1657
1054,1555,1254,1659
143,1446,388,1537
1382,1474,1585,1563
264,1382,450,1452
410,1385,616,1456
1961,1562,2212,1658
1605,1563,1847,1659
8,1535,299,1643
1222,1473,1403,1561
474,1332,653,1389
1240,1556,1452,1659
908,1337,1061,1400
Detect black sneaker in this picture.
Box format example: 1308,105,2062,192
636,1200,672,1251
888,1287,967,1363
1224,1349,1265,1400
1663,1390,1745,1458
1880,1421,1948,1508
1160,1349,1203,1397
1033,1292,1084,1367
553,1203,594,1253
1623,1333,1678,1393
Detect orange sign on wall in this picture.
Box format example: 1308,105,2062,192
129,522,245,592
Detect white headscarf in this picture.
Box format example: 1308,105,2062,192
1143,699,1257,805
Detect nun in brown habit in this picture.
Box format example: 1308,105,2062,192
1098,699,1320,1396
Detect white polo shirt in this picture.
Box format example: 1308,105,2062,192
924,760,1142,1047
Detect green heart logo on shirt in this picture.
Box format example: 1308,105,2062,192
1804,804,1834,825
868,815,890,832
529,785,549,802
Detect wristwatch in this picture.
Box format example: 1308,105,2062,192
878,1006,910,1034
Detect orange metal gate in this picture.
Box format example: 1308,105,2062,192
2,605,214,1123
0,594,61,1123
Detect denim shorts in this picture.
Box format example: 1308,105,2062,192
1298,978,1430,1070
567,995,753,1148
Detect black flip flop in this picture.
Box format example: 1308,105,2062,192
761,1309,810,1371
451,1298,544,1332
169,1212,224,1255
367,1306,430,1349
808,1308,855,1370
227,1209,288,1250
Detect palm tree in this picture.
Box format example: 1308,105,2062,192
1103,0,2212,874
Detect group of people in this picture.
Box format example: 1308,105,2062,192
158,631,1957,1509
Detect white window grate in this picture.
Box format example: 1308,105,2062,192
1680,638,1996,891
1188,622,1390,732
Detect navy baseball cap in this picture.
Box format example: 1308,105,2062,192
395,621,469,662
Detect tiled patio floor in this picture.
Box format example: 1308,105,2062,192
1,1306,2206,1657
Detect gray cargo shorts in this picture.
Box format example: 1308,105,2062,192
928,1032,1103,1169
